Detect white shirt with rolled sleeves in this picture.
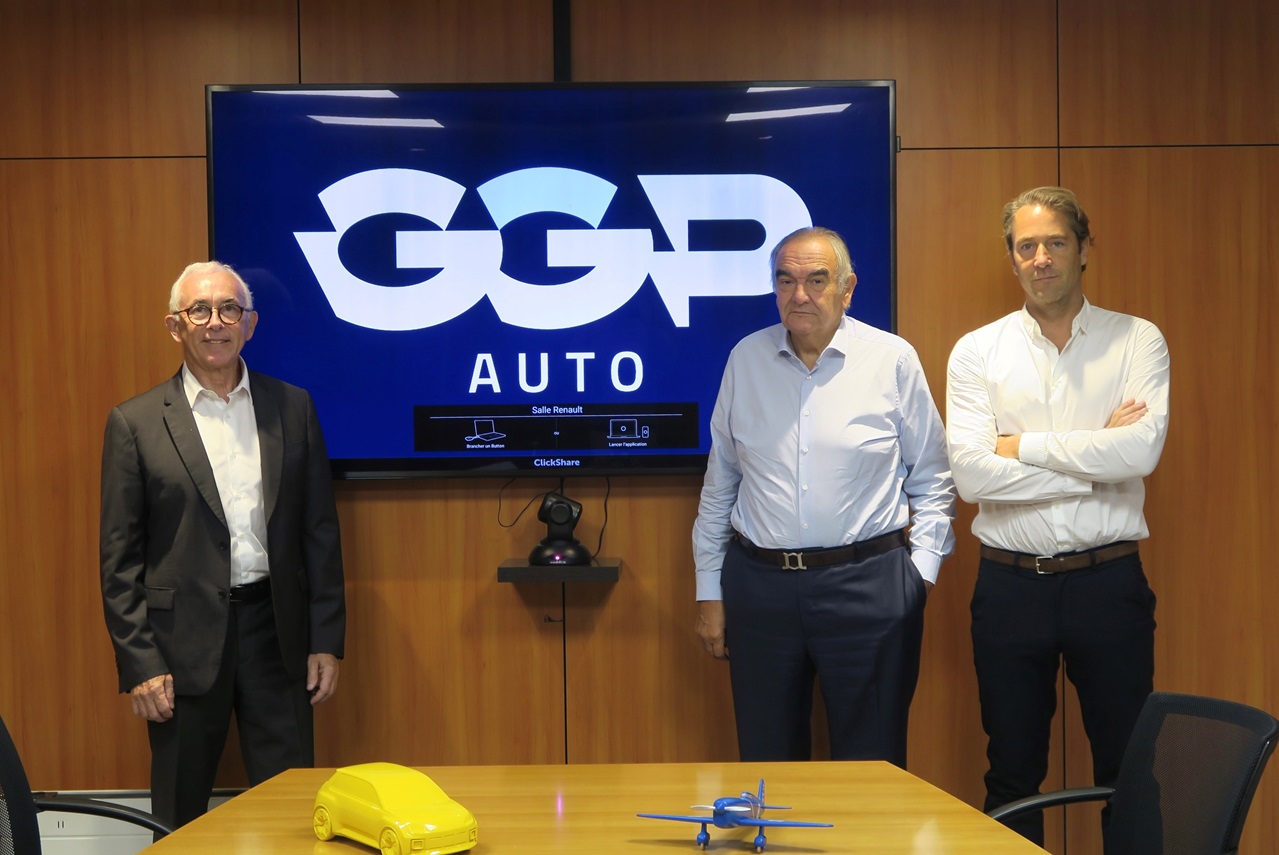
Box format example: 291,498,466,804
945,298,1170,554
692,316,956,600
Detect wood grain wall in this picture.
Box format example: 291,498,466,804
1,2,1275,853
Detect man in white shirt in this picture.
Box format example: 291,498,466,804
101,262,346,833
946,187,1170,849
693,227,955,765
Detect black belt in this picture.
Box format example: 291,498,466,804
981,541,1138,575
735,528,908,570
228,578,272,602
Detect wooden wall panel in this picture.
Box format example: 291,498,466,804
0,0,299,159
0,157,207,788
1060,1,1279,146
571,0,1058,149
562,476,736,763
1060,145,1279,853
316,479,568,769
299,0,554,83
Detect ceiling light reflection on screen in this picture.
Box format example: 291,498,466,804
254,89,399,98
307,116,444,128
726,104,851,122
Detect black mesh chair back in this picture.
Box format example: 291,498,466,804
0,710,173,853
1106,692,1278,855
0,712,44,855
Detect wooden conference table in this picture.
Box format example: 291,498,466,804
142,761,1048,854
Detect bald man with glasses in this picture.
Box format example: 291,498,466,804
100,261,345,834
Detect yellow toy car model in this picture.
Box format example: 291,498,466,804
313,762,478,855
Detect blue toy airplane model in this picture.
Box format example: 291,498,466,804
637,779,833,852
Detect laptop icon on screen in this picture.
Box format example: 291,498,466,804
607,418,639,440
465,419,506,442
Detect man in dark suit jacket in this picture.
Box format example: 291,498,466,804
100,261,345,833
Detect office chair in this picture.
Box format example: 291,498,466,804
988,691,1278,855
0,711,172,854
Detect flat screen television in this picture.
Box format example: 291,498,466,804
206,81,896,478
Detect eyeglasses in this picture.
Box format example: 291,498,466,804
174,302,249,325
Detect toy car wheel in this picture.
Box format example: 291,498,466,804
379,827,401,855
312,806,334,840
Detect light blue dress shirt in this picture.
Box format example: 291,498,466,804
693,316,956,599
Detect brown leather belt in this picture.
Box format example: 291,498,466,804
736,528,908,571
980,541,1139,575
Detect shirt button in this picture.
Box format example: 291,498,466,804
802,485,808,491
802,523,809,530
802,446,809,453
803,409,810,416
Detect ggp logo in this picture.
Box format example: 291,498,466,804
293,167,811,331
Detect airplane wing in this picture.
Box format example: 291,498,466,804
636,813,712,824
735,818,834,828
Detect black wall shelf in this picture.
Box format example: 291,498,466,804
497,559,620,583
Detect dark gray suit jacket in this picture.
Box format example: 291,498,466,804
100,369,345,696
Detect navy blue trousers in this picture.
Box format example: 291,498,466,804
971,551,1156,850
722,538,926,765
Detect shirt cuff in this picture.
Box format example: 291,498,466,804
911,550,942,585
1018,431,1049,467
695,568,723,601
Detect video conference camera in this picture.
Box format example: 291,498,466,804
528,491,592,566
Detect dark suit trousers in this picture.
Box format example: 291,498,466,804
971,552,1156,850
722,538,926,765
147,594,314,831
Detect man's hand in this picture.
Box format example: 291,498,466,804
995,434,1021,459
1107,398,1148,428
696,600,729,660
129,674,175,722
307,653,340,705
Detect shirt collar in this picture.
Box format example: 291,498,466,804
181,359,252,407
773,315,853,362
1018,296,1093,341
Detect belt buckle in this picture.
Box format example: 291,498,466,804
781,551,807,571
1034,555,1057,574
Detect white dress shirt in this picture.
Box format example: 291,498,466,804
946,299,1170,554
693,316,956,599
182,362,270,586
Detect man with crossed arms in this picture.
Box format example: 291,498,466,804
946,187,1170,850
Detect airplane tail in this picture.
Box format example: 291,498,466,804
754,778,792,811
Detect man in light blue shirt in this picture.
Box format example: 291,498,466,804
693,227,955,765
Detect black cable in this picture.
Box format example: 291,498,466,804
496,477,547,528
591,477,611,559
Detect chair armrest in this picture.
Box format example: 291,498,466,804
33,794,175,837
986,786,1115,822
